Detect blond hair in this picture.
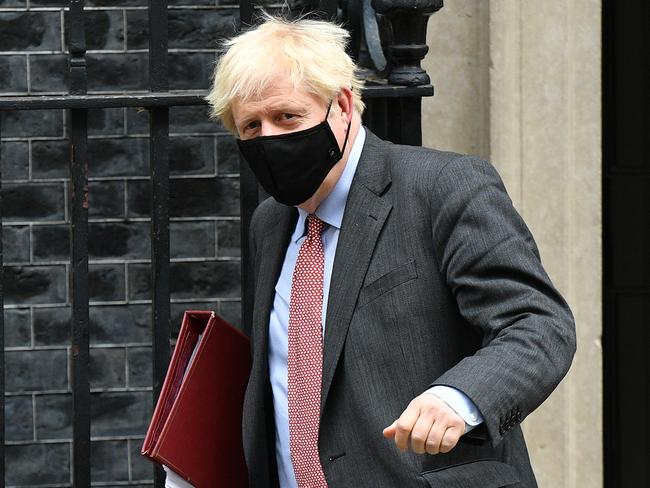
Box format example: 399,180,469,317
205,14,365,133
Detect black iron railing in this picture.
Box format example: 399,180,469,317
0,0,439,486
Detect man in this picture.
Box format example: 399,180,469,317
206,15,575,488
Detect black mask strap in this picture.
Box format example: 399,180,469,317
325,99,353,156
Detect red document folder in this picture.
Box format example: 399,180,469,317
141,310,250,487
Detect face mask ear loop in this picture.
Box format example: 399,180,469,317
340,108,353,155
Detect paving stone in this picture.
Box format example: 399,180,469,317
5,442,70,485
170,135,215,176
0,141,29,180
90,347,126,389
127,177,239,218
5,349,68,392
3,265,67,305
88,108,125,136
5,395,33,441
87,53,148,92
89,180,125,219
217,219,241,258
217,134,240,175
33,306,71,346
29,53,67,93
3,182,66,222
129,437,154,481
1,109,63,137
5,308,31,347
219,299,242,330
31,139,69,179
91,391,151,437
91,440,129,482
64,9,124,51
3,225,30,263
34,393,71,439
127,346,151,388
89,221,150,260
170,220,215,259
0,12,62,51
88,137,149,177
0,55,27,93
126,9,237,50
89,263,126,302
128,260,241,301
32,224,69,262
90,304,151,344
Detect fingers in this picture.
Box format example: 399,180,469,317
393,401,420,451
384,394,466,455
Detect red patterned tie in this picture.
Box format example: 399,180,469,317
287,214,329,487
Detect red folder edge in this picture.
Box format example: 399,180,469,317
141,310,250,487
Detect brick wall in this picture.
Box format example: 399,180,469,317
1,2,245,485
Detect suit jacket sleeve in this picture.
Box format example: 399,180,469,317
428,155,576,446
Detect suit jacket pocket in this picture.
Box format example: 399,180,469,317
357,259,418,308
421,459,520,488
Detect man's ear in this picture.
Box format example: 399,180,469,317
337,87,354,126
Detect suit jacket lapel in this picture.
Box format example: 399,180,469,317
321,130,393,414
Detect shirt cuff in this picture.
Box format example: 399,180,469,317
425,385,484,434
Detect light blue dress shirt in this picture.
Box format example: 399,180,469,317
267,127,483,488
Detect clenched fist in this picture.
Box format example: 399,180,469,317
383,393,465,455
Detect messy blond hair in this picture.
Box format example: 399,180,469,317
205,14,365,133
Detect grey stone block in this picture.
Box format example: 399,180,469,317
4,265,67,305
5,349,68,392
127,177,240,218
90,347,126,389
1,109,63,137
5,395,33,441
3,182,66,222
91,440,129,482
169,52,217,90
87,53,148,91
0,0,26,7
5,442,70,485
89,221,150,260
91,391,152,437
127,105,221,135
0,55,27,93
88,137,149,177
127,346,151,388
5,308,31,347
129,438,154,481
219,300,242,330
89,180,125,219
29,53,68,93
34,393,71,439
89,263,126,302
170,221,215,259
128,260,241,301
170,135,215,176
0,141,29,180
64,9,124,51
90,304,151,344
3,225,30,263
33,306,71,346
127,9,237,50
32,224,69,261
88,108,125,137
0,12,62,51
217,134,240,175
217,219,241,258
31,139,68,179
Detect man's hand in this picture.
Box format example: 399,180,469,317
382,393,465,455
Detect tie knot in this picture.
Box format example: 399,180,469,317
306,214,325,239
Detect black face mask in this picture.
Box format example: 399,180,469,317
236,104,351,206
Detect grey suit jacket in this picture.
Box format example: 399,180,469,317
242,129,576,488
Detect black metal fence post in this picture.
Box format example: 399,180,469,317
148,1,171,487
0,110,5,488
68,0,92,485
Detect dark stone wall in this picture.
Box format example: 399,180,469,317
1,3,246,486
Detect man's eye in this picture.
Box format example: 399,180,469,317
244,121,260,131
281,113,296,120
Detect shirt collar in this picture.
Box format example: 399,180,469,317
292,126,366,242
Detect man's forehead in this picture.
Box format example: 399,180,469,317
233,88,322,117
